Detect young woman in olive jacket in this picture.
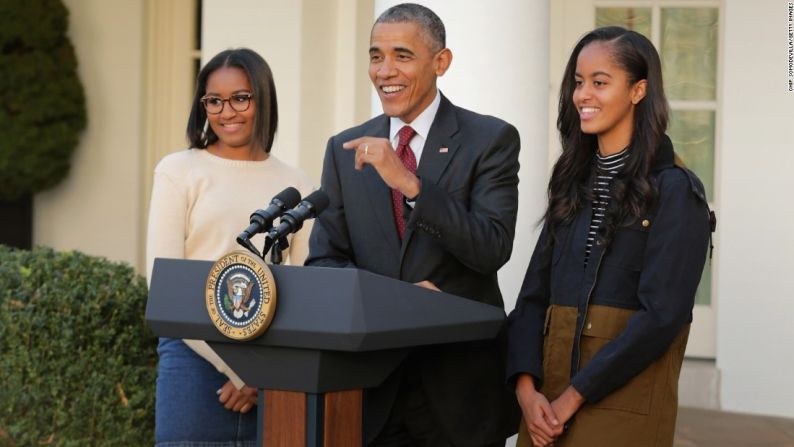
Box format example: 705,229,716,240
506,27,713,447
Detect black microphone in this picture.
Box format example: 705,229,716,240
236,187,302,244
265,190,330,245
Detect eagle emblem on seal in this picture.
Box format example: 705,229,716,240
206,250,276,340
224,273,257,319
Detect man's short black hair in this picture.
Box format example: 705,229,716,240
374,3,446,51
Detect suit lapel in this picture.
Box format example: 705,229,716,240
400,95,460,262
416,95,460,186
360,116,402,255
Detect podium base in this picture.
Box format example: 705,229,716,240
259,389,363,447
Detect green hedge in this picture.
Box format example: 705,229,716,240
0,246,156,446
0,0,87,201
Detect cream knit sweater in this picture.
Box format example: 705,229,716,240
146,148,314,388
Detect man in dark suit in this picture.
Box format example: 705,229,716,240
306,3,521,446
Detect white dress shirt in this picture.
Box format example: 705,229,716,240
388,89,442,167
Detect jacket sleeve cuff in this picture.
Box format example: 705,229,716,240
570,373,600,403
506,371,542,392
405,177,444,238
505,340,544,390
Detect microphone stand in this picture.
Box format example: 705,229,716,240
267,236,290,265
236,235,262,259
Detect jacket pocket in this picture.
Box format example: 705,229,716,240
578,305,655,415
602,215,653,271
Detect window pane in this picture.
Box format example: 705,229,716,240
668,110,715,200
669,109,714,306
595,8,652,38
661,8,719,101
695,263,711,305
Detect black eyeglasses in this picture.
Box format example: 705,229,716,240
200,93,253,114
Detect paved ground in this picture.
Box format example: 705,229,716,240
676,407,794,447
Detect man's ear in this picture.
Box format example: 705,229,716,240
631,79,648,105
435,48,452,77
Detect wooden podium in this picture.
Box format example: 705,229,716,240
146,258,506,446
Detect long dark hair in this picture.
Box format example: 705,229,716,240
547,26,669,245
186,48,278,153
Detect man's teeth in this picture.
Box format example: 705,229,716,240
382,85,405,93
581,107,600,113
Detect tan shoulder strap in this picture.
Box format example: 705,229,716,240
673,152,687,168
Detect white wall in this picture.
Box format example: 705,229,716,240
202,0,373,184
202,0,303,170
34,0,145,268
373,0,551,306
716,0,794,418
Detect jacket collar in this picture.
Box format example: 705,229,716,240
651,134,675,173
416,93,460,185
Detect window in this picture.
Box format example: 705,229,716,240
597,3,719,306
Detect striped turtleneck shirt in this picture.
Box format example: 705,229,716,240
584,148,628,266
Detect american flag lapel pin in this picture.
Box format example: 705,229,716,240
439,147,449,153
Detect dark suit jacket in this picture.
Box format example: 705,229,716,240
306,94,521,446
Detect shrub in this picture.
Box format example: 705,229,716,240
0,0,87,201
0,246,156,446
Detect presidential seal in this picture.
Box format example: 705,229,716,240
205,250,276,340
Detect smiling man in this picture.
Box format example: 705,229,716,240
306,3,521,446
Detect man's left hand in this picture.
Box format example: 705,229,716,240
414,280,441,291
343,136,421,199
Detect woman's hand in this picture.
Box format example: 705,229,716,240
550,385,585,428
515,374,562,447
218,380,258,413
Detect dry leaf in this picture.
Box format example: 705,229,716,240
116,382,129,407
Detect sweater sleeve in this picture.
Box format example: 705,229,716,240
183,340,246,389
146,169,187,286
